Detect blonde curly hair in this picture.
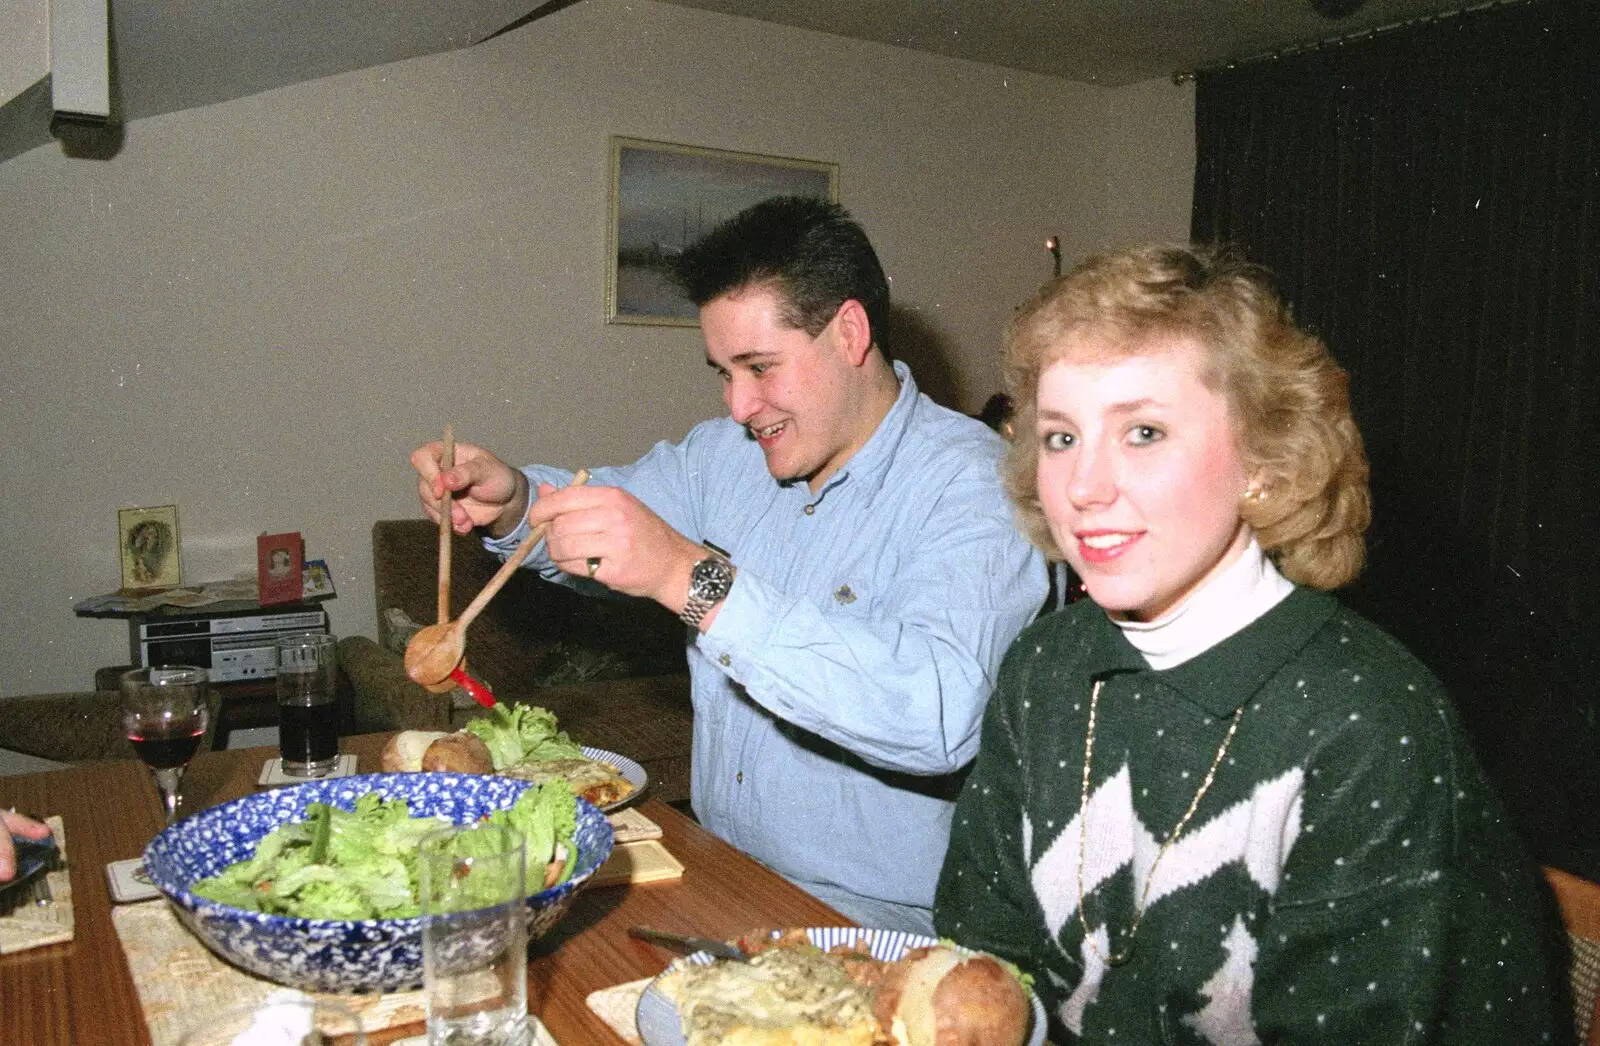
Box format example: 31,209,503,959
1002,243,1370,590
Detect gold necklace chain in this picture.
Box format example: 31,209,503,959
1075,678,1245,967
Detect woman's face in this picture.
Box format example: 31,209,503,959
1035,337,1254,622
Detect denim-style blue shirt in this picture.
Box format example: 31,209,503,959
486,363,1047,931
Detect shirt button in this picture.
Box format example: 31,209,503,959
718,654,731,667
803,504,816,516
736,771,744,784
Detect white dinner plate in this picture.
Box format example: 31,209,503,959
579,745,649,811
635,926,1047,1046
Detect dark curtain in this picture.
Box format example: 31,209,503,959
1192,0,1600,875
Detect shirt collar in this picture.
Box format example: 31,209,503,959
1113,537,1296,670
1087,586,1340,716
805,359,917,502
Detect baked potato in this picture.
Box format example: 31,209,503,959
420,730,493,774
379,730,449,772
874,945,1029,1046
379,728,496,775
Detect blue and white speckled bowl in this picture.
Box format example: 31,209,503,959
142,771,614,993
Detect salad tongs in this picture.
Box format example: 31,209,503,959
629,925,748,962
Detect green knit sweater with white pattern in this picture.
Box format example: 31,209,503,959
934,587,1570,1045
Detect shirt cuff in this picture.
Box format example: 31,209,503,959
481,467,542,562
694,569,776,673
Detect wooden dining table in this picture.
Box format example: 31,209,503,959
0,731,847,1045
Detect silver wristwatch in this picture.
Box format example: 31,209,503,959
680,544,735,627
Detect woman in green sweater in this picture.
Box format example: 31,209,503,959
933,245,1569,1044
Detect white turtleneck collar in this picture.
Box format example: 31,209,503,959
1112,536,1295,670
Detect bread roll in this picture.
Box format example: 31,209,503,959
884,946,1028,1046
380,730,449,772
420,731,494,774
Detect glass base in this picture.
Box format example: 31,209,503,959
427,1012,530,1046
282,759,339,778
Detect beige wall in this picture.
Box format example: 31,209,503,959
0,0,1194,698
0,0,47,102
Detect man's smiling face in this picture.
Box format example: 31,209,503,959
701,285,873,493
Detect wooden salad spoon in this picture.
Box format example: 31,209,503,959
404,468,591,688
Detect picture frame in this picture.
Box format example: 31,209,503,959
301,558,336,601
257,531,305,606
118,505,182,591
607,136,839,325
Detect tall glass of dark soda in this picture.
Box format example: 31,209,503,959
275,632,339,777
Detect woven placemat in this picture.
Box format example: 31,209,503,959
586,976,652,1045
1569,932,1600,1042
0,815,72,954
112,900,556,1046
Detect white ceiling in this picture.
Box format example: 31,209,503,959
657,0,1473,86
2,0,1471,160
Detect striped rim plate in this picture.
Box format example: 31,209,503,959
579,746,648,811
634,926,1046,1046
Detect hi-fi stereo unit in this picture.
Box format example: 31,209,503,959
135,606,329,682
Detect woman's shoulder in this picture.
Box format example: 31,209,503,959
1013,598,1105,647
997,601,1114,688
1254,595,1477,775
1290,598,1453,708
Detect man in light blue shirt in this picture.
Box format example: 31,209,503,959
413,197,1046,931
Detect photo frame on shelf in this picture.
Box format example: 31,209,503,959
257,531,305,606
606,136,838,326
301,558,336,601
117,505,182,591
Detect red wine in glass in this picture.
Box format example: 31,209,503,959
127,724,206,770
120,666,210,825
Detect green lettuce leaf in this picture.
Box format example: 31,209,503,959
463,702,583,769
189,784,579,920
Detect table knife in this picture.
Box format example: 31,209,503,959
628,925,748,962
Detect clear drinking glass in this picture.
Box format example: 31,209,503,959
276,632,340,777
175,994,365,1045
120,666,210,825
420,823,530,1046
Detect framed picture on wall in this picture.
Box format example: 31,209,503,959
117,504,182,591
606,137,838,326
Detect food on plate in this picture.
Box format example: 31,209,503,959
463,701,584,767
426,731,494,773
497,757,635,808
663,945,878,1046
380,730,450,772
658,933,1031,1046
379,730,496,774
383,702,639,808
872,946,1030,1046
189,778,580,918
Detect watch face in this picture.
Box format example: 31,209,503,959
692,556,735,599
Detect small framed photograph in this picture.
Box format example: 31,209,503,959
118,505,182,591
607,136,838,326
258,532,305,605
301,558,337,601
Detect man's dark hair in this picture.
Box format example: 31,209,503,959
673,195,891,359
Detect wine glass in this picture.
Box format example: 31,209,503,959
120,666,210,825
